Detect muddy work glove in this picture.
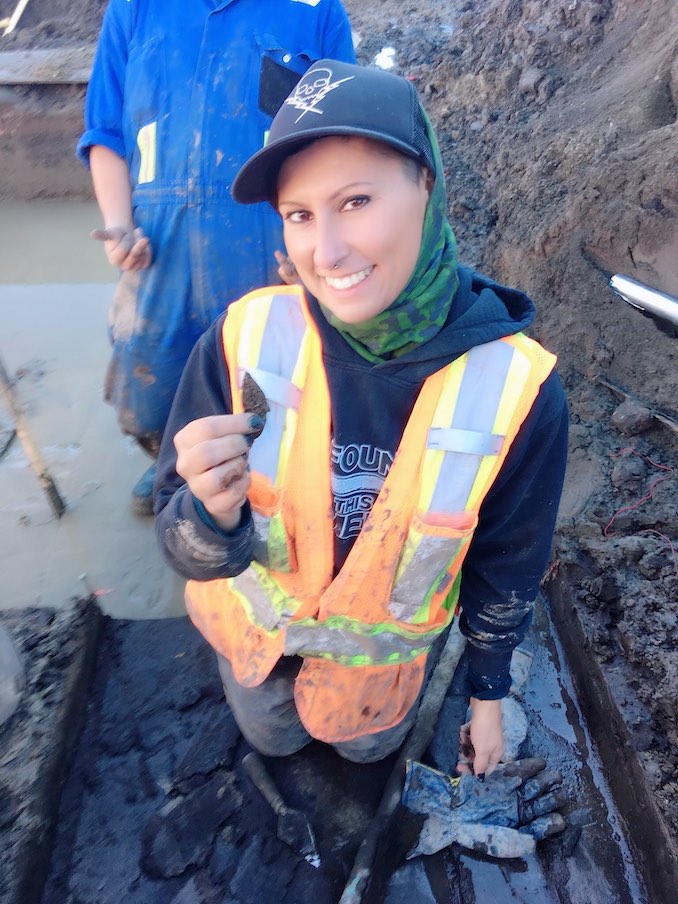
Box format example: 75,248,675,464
402,757,567,859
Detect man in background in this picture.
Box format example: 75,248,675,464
78,0,355,514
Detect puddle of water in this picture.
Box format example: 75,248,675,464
0,201,111,285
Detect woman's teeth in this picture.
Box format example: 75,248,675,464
325,266,373,290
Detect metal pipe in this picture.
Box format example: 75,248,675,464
609,274,678,327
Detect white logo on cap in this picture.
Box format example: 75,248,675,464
284,67,354,122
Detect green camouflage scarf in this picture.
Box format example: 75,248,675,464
323,110,459,362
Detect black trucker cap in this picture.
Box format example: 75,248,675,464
232,59,435,205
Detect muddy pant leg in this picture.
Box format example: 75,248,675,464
216,653,312,757
330,691,424,764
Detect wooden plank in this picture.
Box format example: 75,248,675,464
0,47,94,84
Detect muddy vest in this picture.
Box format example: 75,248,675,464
185,286,557,743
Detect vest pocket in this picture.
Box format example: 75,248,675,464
389,511,478,624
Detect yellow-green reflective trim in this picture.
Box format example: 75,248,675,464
301,650,428,667
230,560,302,631
136,121,157,184
267,512,290,573
293,614,434,638
284,613,453,665
413,569,462,627
228,571,280,638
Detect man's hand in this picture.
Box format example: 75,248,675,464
274,249,298,285
91,226,152,271
457,697,504,777
173,413,264,532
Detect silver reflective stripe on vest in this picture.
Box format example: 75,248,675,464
429,340,515,512
243,293,307,485
231,567,295,633
284,620,443,663
389,534,465,621
428,427,503,456
390,340,517,622
250,511,271,565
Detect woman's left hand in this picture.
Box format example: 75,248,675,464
457,697,504,778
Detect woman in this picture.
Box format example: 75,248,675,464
154,60,568,774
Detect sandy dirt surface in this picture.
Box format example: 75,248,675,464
0,0,676,879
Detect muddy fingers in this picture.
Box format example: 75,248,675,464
521,789,569,822
520,768,563,802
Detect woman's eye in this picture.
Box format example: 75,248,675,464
285,210,311,224
343,195,370,211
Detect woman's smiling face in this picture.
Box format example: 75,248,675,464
277,137,430,324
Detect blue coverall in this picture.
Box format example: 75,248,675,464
78,0,355,451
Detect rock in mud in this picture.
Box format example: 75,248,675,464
611,401,654,436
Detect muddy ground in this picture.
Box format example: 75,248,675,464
1,598,649,904
0,0,676,884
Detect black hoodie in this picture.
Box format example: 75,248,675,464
155,265,568,700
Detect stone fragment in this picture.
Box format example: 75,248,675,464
611,454,647,489
638,550,668,578
509,647,534,696
518,66,543,95
590,575,619,603
611,400,654,436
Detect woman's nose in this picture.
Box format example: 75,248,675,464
313,217,348,273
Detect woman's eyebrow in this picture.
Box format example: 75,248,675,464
278,181,375,209
328,181,374,200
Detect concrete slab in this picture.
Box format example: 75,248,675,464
0,208,185,618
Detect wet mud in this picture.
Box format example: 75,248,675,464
16,601,648,904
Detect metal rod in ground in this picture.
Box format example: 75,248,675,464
0,354,67,519
2,0,31,36
338,619,467,904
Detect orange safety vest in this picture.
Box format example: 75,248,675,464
185,286,557,743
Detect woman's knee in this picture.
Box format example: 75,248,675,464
216,653,311,756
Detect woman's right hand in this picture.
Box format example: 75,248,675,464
173,413,263,532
